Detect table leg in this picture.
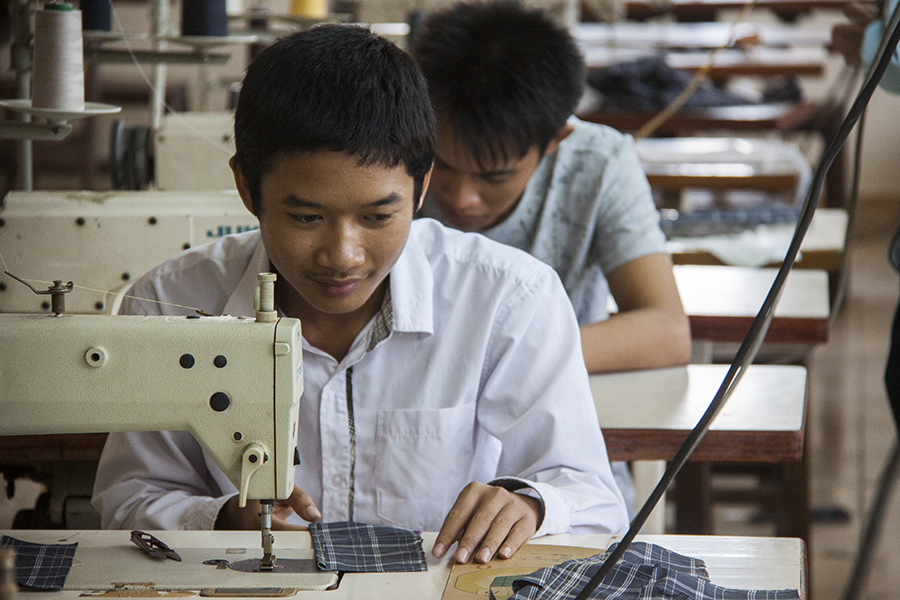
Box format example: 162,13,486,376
675,462,713,534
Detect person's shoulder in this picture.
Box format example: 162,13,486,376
559,117,633,154
410,219,557,285
127,230,261,311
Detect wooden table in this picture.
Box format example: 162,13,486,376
674,264,831,344
594,364,806,463
583,46,827,79
579,101,816,135
575,21,832,49
0,529,807,599
592,364,809,539
668,207,847,273
636,136,808,193
625,0,871,21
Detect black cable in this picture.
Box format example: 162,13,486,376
573,12,900,600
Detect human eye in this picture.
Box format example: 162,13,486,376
290,213,322,225
366,212,395,224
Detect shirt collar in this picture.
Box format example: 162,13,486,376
388,223,434,337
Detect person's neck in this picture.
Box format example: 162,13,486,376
277,281,386,363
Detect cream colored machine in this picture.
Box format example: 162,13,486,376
0,275,301,570
0,190,257,315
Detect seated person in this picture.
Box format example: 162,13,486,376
411,0,691,375
91,24,629,565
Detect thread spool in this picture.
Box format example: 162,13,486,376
225,0,243,18
290,0,328,19
80,0,111,32
32,3,85,111
181,0,229,37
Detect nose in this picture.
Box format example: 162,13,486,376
439,174,481,212
317,221,365,273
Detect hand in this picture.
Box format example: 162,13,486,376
215,485,322,530
432,482,542,564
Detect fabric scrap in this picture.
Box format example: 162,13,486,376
0,535,78,590
308,521,427,572
510,541,800,600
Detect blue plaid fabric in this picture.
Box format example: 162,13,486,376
0,535,78,590
510,542,800,600
308,521,427,573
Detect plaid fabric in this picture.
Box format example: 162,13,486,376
510,542,800,600
0,535,78,590
308,521,427,573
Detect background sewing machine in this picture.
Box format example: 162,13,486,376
0,189,257,315
0,274,302,570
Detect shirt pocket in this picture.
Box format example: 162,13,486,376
375,403,476,531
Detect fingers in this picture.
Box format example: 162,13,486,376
433,483,540,565
217,486,321,530
286,485,322,523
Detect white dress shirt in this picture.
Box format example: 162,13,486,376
92,219,628,536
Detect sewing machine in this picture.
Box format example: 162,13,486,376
0,190,256,315
0,274,301,571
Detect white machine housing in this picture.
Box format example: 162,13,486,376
0,312,302,503
0,190,256,315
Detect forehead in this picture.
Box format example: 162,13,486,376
261,150,416,207
434,117,536,174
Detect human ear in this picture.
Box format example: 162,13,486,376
543,124,575,157
230,155,256,216
415,164,434,213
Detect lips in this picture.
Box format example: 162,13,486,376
313,276,365,297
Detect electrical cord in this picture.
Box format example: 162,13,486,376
572,7,900,599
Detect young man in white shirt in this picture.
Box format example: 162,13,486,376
91,24,628,565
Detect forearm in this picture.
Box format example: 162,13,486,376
580,307,691,373
92,431,230,530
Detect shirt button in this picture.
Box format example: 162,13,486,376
330,475,343,486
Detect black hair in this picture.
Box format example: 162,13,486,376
410,0,584,169
233,24,436,213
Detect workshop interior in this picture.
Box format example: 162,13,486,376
2,0,900,599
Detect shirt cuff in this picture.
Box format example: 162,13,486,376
181,494,234,530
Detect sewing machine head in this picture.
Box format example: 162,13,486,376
0,274,302,507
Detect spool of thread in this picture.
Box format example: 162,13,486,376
80,0,111,32
225,0,243,18
181,0,229,37
32,3,85,112
290,0,328,19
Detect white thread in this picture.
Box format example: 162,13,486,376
32,5,85,111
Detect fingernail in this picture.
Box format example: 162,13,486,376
476,547,492,563
455,548,469,563
309,508,322,521
432,543,445,558
499,546,512,559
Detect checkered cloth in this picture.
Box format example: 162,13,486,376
308,521,427,572
510,542,800,600
0,535,78,590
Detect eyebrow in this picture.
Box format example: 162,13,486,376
433,152,518,178
280,192,405,209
